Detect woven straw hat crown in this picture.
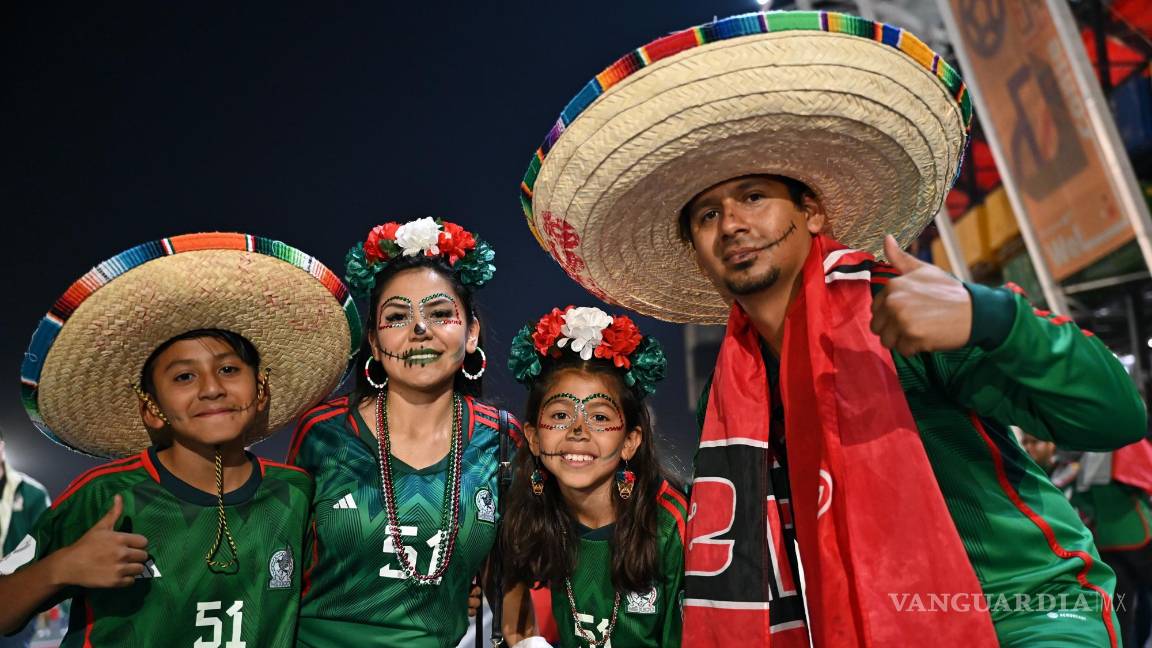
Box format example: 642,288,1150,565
21,232,361,458
521,11,971,324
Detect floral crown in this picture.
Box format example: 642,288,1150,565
344,217,496,300
508,306,667,397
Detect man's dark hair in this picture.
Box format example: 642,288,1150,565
140,329,261,397
677,174,815,244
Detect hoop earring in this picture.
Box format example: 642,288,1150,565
616,460,635,500
460,346,486,381
364,356,388,390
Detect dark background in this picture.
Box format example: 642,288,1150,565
0,1,757,494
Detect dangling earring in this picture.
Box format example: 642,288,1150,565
460,347,486,381
364,356,388,390
131,383,169,424
616,460,635,500
530,456,546,496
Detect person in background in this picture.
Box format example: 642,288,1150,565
0,426,50,648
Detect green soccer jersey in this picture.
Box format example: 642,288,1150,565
288,395,517,647
695,282,1146,645
0,447,313,647
554,483,686,648
1071,482,1152,551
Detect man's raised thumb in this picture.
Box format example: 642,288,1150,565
95,494,123,530
884,234,924,273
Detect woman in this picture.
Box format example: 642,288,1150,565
289,217,532,647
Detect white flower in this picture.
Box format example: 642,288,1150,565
394,217,442,257
556,307,614,360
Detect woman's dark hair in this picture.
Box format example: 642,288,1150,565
350,255,484,407
502,354,679,593
140,329,261,397
677,174,815,243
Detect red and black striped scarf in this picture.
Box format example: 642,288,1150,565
683,235,998,647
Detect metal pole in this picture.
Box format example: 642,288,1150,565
936,0,1071,313
1093,0,1113,96
1047,0,1152,289
933,209,973,282
1125,291,1146,397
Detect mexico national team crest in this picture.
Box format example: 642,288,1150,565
626,587,658,614
476,488,496,524
268,548,294,590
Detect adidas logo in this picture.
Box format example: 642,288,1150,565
332,493,358,509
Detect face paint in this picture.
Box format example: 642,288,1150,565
378,345,445,368
419,293,463,327
377,296,414,329
537,392,625,434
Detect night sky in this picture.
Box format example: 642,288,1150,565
2,0,761,495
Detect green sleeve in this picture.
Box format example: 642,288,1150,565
925,285,1146,450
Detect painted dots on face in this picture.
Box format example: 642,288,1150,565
538,392,625,434
378,296,414,330
419,292,463,327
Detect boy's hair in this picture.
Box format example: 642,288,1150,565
140,329,261,398
350,254,485,404
677,174,815,244
502,354,679,593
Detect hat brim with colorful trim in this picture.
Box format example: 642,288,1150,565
20,232,363,458
521,11,972,324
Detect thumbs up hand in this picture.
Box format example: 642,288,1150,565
870,235,973,356
55,495,150,588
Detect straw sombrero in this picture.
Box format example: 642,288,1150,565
20,232,363,458
521,11,972,324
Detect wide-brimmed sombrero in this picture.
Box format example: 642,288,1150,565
521,11,972,324
20,232,363,458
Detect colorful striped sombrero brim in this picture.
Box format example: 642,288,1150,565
522,11,971,324
21,232,363,458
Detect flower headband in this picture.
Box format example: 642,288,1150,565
509,306,667,397
344,217,496,300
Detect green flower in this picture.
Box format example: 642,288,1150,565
508,325,543,384
344,243,378,301
457,240,495,289
625,336,667,397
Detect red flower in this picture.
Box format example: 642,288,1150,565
365,223,400,264
438,221,477,265
532,307,569,356
595,316,642,368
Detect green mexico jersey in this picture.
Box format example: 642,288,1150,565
1071,482,1152,551
695,282,1145,644
0,447,312,647
554,483,686,648
894,285,1143,630
288,395,517,647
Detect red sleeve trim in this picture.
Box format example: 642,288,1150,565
657,481,688,544
258,458,310,476
287,402,349,463
54,455,145,509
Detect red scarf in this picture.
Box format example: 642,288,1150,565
1113,438,1152,496
683,235,998,647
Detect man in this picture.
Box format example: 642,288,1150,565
519,9,1146,648
0,428,50,648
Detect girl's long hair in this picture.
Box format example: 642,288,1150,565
502,354,678,593
349,255,484,407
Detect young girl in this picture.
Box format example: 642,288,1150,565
0,232,358,646
504,306,686,648
288,218,532,646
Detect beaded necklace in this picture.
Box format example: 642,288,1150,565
375,391,464,585
565,577,621,647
